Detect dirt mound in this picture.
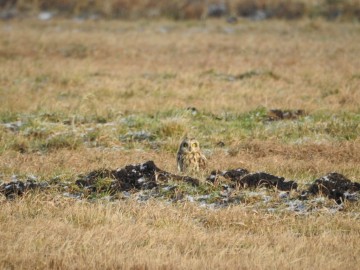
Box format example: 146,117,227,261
1,162,359,207
0,179,48,199
75,160,199,192
306,173,360,204
207,169,297,191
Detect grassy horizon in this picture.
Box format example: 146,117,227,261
2,0,360,21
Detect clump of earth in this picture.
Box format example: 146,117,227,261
1,161,359,214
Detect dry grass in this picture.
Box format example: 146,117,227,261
1,20,360,114
1,194,360,270
0,18,360,269
4,0,360,20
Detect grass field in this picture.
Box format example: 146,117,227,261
0,18,360,269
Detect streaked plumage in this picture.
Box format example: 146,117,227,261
177,137,206,173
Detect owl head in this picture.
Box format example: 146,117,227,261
178,137,201,154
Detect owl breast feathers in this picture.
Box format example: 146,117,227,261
177,137,206,173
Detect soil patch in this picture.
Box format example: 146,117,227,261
1,161,359,207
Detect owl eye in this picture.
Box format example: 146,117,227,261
182,142,188,148
192,143,198,148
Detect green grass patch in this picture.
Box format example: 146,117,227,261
0,109,358,154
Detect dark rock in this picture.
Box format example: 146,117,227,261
307,173,360,204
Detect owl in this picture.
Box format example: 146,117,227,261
177,137,206,173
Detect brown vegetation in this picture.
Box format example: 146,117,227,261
1,195,360,269
1,0,360,20
0,18,359,269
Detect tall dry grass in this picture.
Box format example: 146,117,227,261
0,18,360,269
1,194,360,269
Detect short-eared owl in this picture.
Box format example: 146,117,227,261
177,137,206,173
